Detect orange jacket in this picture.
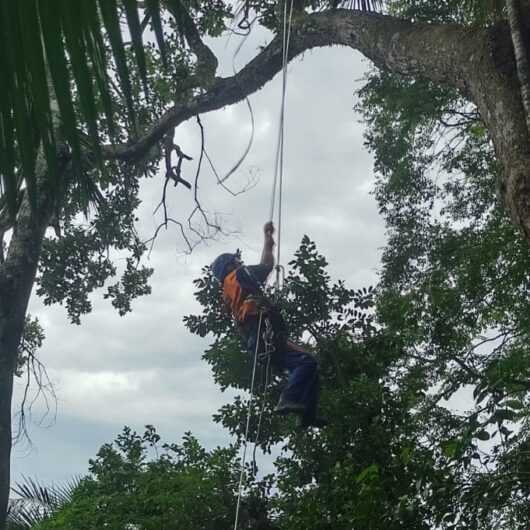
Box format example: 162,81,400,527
222,269,259,322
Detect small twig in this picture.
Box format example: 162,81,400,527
13,350,57,445
188,115,222,236
146,217,197,257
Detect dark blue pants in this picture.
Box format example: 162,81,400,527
246,320,319,422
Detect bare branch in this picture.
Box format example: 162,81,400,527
146,217,197,256
13,344,57,446
186,115,222,238
104,10,478,164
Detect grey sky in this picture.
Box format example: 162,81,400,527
12,24,386,485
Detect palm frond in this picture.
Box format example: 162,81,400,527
7,476,82,530
0,0,167,221
7,498,45,530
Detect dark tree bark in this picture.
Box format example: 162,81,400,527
0,162,64,529
507,0,530,134
3,7,530,529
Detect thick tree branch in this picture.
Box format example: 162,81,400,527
103,8,530,243
105,10,476,163
162,0,218,81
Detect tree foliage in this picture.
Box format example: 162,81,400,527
354,3,530,528
4,0,530,528
30,223,530,528
28,425,272,530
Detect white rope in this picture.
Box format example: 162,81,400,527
252,336,272,468
233,5,294,528
269,0,295,289
233,311,264,530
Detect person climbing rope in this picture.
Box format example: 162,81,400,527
211,221,327,429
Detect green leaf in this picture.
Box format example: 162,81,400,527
475,430,490,441
502,399,524,410
441,439,459,459
355,463,379,484
492,409,518,423
400,446,412,465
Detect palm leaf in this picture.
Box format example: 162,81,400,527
145,0,168,67
98,0,137,126
1,1,38,213
7,475,82,529
123,0,149,92
38,0,83,181
19,0,59,194
0,0,173,218
341,0,383,9
80,0,117,137
61,0,103,206
0,30,18,219
6,498,45,530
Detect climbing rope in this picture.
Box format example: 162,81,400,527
269,0,294,290
233,310,264,530
233,3,294,528
252,350,271,471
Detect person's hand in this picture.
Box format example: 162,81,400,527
264,221,275,245
264,221,274,236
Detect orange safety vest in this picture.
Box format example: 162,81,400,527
222,268,259,322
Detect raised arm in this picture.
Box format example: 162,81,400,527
261,221,275,269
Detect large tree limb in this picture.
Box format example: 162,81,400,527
162,0,218,81
104,8,530,242
104,10,476,162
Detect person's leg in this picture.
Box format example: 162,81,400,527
274,347,319,416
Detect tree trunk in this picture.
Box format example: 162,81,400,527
0,166,60,529
0,357,13,530
507,0,530,135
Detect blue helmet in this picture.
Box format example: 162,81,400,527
211,253,238,283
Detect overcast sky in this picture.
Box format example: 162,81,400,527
12,23,386,485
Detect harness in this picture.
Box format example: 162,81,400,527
223,266,287,362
